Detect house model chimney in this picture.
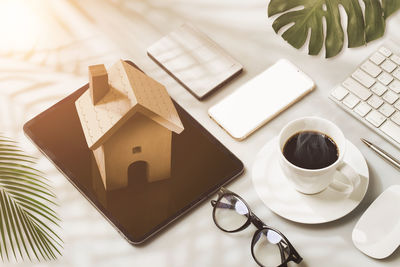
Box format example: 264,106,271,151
89,64,109,105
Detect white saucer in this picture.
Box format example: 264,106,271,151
252,137,369,224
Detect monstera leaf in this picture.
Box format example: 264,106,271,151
268,0,400,58
0,136,62,261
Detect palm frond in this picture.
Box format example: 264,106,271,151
0,136,62,261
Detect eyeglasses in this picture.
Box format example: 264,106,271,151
211,188,303,267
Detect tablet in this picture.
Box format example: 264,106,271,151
23,61,243,245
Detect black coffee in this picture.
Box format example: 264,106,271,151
283,131,339,170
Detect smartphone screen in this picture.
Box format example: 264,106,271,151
209,59,315,140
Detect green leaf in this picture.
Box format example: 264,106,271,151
2,192,22,260
15,206,39,261
268,0,400,58
0,137,62,261
0,191,17,260
9,200,30,261
0,169,52,186
383,0,400,18
363,0,385,43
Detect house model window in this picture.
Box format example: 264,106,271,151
75,60,184,191
132,146,142,154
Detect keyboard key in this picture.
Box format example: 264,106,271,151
389,80,400,93
393,68,400,80
331,86,348,100
380,120,400,143
361,61,382,77
391,111,400,125
381,59,397,73
343,93,360,109
395,100,400,110
366,110,386,127
377,72,394,85
379,103,396,117
383,90,399,104
379,47,392,57
390,54,400,65
370,52,386,65
354,102,372,117
367,95,384,109
342,77,372,100
352,69,375,88
371,82,387,96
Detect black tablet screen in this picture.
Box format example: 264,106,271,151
23,69,243,244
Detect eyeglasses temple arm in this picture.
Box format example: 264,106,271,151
277,242,287,266
289,245,303,263
210,200,236,210
277,239,302,265
210,191,238,210
211,188,230,208
281,238,302,264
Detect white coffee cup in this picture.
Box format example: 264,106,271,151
277,117,360,195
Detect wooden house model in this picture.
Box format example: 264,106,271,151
75,60,184,191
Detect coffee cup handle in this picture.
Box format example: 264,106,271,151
329,162,360,194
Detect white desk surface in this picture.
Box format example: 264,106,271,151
1,0,399,266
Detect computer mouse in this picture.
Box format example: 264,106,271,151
352,185,400,259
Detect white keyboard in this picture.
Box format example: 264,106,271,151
329,42,400,150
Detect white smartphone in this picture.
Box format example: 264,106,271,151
208,59,315,140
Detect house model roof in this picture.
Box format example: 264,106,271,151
75,60,184,150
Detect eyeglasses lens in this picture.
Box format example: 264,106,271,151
214,194,249,231
252,229,290,267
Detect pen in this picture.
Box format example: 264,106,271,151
361,138,400,170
